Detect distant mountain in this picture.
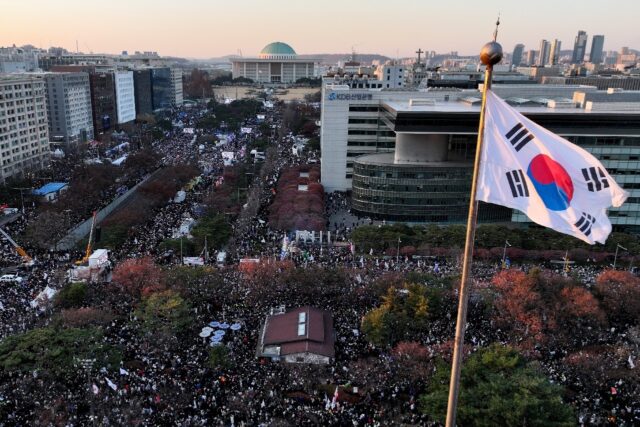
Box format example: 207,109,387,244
205,53,391,65
298,53,391,65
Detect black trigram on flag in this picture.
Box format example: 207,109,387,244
505,122,534,152
575,212,596,236
581,166,610,192
506,169,529,198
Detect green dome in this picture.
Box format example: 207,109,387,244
259,42,296,58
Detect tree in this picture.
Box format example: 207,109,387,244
361,283,430,347
419,344,575,427
208,345,231,370
135,290,192,334
0,327,121,379
54,282,88,309
60,307,114,328
190,214,232,250
391,341,433,386
24,210,68,249
491,269,605,352
593,270,640,325
112,257,165,298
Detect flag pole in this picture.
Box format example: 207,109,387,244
445,21,503,427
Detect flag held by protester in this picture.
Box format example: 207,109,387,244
477,90,628,244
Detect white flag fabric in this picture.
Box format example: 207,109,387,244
105,377,118,391
477,90,628,244
119,367,129,376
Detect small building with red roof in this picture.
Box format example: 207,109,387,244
257,306,335,364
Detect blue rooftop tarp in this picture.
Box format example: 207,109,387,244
33,182,68,196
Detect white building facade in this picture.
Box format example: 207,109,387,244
0,75,50,183
114,71,136,124
170,68,183,105
320,83,466,192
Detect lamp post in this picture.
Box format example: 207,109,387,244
613,244,627,269
12,187,30,214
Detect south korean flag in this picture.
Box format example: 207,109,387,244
477,90,628,244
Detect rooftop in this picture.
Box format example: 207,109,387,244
259,42,296,59
33,182,68,195
261,306,334,358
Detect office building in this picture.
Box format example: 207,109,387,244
589,35,605,64
231,42,317,84
114,71,135,124
543,76,640,91
511,44,524,67
320,83,469,192
373,61,405,88
170,68,183,106
320,83,640,230
151,68,172,110
0,75,50,183
572,30,588,64
0,46,40,73
89,72,117,134
538,40,551,66
526,50,537,66
549,39,562,65
133,69,153,115
43,72,94,144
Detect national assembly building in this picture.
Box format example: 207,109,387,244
319,82,640,231
231,42,317,84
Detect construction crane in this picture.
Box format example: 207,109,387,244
0,226,33,264
76,211,97,265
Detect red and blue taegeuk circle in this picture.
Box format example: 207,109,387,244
526,154,574,211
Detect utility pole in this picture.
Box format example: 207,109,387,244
12,187,30,214
396,237,401,263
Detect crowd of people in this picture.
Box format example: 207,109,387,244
0,93,638,426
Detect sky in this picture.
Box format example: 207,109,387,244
1,0,639,59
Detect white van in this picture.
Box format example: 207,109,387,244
0,274,23,283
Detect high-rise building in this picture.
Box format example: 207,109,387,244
538,40,551,66
151,68,172,110
133,69,153,115
169,68,183,106
0,75,50,183
511,44,524,67
549,39,562,65
89,72,117,135
43,72,94,144
526,50,537,66
589,35,605,64
572,30,588,64
114,71,136,124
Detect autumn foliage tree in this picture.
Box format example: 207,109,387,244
491,269,605,352
361,284,430,347
593,270,640,325
112,257,165,298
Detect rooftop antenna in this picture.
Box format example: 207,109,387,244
76,39,79,54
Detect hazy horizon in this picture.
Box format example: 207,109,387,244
2,0,639,59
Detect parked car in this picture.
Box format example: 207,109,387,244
0,274,23,283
